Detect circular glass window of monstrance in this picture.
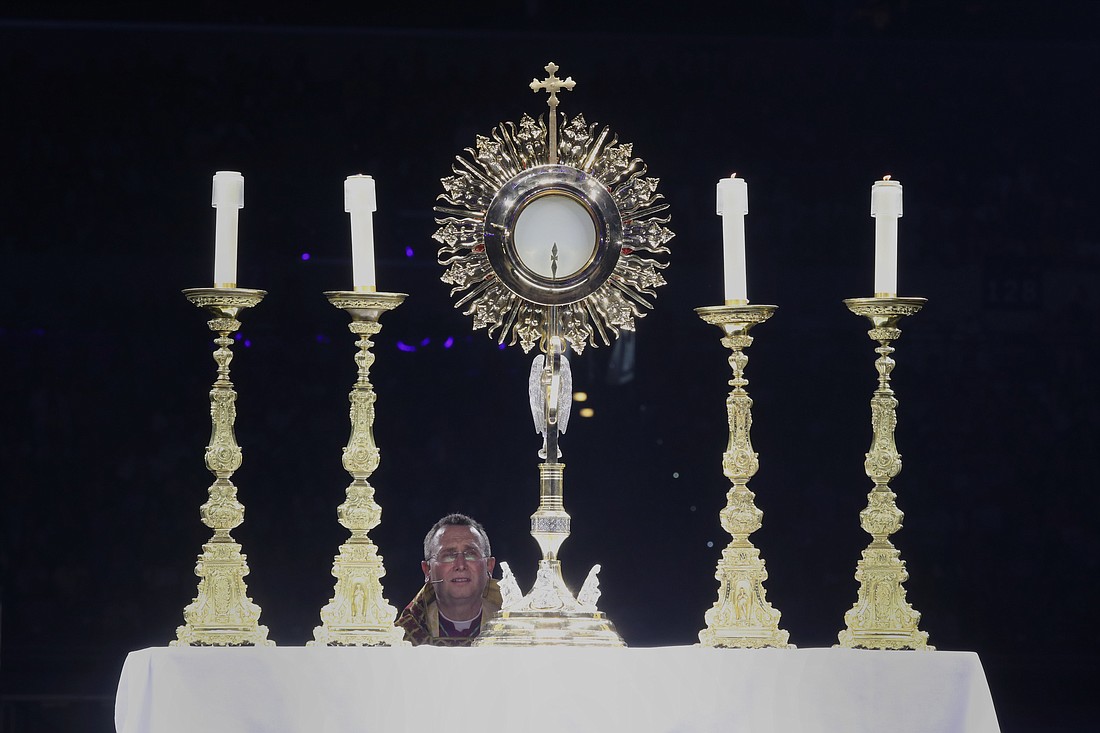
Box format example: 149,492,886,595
514,194,596,278
483,164,622,307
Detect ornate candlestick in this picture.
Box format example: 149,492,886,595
310,291,408,646
695,304,791,648
173,287,273,647
838,296,932,650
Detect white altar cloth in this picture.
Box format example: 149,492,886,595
115,646,1000,733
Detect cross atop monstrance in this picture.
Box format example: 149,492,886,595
530,62,575,165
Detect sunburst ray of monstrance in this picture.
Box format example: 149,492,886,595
434,62,673,646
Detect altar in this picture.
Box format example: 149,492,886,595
115,646,1000,733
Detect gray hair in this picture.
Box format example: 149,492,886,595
423,513,492,561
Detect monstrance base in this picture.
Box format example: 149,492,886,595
478,609,624,647
476,558,625,647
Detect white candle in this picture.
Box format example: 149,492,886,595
212,171,244,288
717,175,749,303
871,176,903,297
344,174,377,291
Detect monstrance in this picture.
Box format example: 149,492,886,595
434,62,673,646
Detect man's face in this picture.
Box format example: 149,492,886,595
421,525,495,612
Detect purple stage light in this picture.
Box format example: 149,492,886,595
443,337,454,349
301,252,311,261
405,246,414,258
396,341,416,352
420,337,430,347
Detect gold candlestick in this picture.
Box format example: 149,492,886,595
173,287,273,647
695,304,791,648
310,291,408,646
838,296,932,650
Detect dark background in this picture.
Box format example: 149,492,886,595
2,2,1097,731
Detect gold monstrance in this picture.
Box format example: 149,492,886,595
434,63,673,645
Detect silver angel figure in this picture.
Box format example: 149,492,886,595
528,348,572,459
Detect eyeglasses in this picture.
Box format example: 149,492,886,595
431,549,487,564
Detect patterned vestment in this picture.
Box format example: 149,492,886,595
396,578,503,646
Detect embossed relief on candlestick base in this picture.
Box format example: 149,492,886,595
837,297,932,651
695,304,791,649
435,62,673,646
173,288,273,647
310,291,408,646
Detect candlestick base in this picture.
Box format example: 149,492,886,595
695,304,791,649
310,291,409,646
837,297,932,651
173,537,273,647
173,287,273,647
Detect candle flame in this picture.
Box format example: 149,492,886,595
883,174,892,181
